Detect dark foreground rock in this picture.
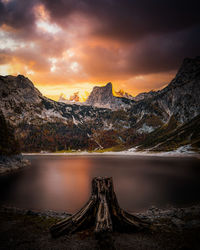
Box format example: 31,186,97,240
0,205,200,250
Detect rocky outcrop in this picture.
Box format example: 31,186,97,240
0,75,42,104
154,56,200,123
0,155,29,175
86,82,115,108
86,82,134,109
129,56,200,123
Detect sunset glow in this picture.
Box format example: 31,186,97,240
0,0,199,101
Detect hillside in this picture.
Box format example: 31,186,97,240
138,115,200,152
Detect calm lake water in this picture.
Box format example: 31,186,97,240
0,155,200,213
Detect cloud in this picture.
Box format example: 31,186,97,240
0,0,199,98
126,26,200,75
41,0,200,41
0,0,37,30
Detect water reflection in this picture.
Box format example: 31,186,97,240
37,158,92,211
0,156,200,213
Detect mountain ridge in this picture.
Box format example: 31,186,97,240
0,56,199,152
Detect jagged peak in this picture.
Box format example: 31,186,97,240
93,82,112,90
86,82,115,108
182,56,200,64
179,56,200,73
17,74,27,79
105,82,112,87
0,74,33,87
0,74,43,101
167,56,200,89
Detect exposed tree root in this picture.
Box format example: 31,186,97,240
50,177,148,238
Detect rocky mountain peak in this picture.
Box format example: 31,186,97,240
86,82,115,108
0,74,42,104
105,82,112,88
92,82,113,94
168,56,200,88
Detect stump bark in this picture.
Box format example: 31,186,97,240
50,177,148,237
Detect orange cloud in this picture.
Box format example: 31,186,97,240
0,1,199,102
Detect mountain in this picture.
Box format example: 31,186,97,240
0,57,199,152
58,92,83,105
154,57,200,123
58,93,69,103
86,82,114,107
58,93,81,105
128,56,200,124
0,75,129,151
86,82,135,109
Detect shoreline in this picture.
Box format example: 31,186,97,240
0,155,30,176
1,203,200,229
22,150,200,159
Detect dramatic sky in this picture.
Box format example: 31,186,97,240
0,0,200,100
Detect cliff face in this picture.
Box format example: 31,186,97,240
0,57,199,152
154,56,200,123
129,56,200,123
86,82,115,108
86,82,135,109
0,75,42,104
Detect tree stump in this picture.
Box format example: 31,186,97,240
50,177,148,238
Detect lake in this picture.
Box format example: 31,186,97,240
0,155,200,213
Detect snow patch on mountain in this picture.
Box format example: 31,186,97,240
137,123,155,134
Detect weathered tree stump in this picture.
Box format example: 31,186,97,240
50,177,148,238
